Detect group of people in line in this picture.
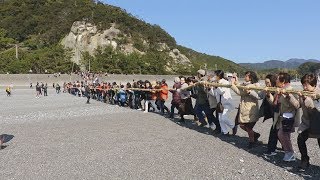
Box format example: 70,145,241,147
32,82,61,98
28,69,320,171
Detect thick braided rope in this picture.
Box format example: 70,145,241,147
78,81,319,98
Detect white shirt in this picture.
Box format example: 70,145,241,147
214,78,234,110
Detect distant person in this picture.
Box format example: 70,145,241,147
231,71,261,149
169,77,181,118
266,72,300,161
193,70,216,129
84,85,91,104
43,83,48,96
36,82,41,98
39,82,44,95
56,84,61,94
5,86,11,96
213,70,235,135
144,81,156,112
159,79,170,115
297,73,320,170
118,85,127,107
260,74,278,156
177,77,193,123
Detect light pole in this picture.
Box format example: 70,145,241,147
88,58,91,73
28,69,32,85
15,44,19,59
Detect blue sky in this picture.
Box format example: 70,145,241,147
102,0,320,63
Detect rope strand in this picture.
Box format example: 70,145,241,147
78,81,319,98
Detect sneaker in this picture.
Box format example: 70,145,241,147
212,129,222,135
298,160,310,170
232,125,238,135
209,123,216,130
264,151,277,156
220,132,230,137
199,123,208,127
283,152,296,162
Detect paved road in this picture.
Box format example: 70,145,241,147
0,89,319,179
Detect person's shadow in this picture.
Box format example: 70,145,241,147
0,134,14,149
168,117,320,179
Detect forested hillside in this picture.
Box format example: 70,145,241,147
0,0,246,74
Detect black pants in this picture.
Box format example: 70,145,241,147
170,103,180,117
267,125,278,152
134,95,142,109
211,108,221,133
297,129,320,161
169,103,184,119
159,100,169,114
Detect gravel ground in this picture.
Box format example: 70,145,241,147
0,87,320,179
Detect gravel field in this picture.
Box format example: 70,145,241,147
0,75,319,179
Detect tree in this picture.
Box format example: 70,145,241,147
298,62,320,76
0,28,16,50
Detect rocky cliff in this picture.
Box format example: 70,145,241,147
61,21,120,64
61,21,193,72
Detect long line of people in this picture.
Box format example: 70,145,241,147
65,70,320,171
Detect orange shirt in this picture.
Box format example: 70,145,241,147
160,84,168,100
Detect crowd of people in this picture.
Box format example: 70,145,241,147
4,69,319,170
60,69,320,171
32,82,62,98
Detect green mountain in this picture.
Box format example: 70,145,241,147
0,0,246,75
177,46,245,75
240,59,320,70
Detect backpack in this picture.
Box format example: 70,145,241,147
119,90,127,103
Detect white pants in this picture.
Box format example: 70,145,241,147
144,100,150,112
144,100,158,112
218,109,235,134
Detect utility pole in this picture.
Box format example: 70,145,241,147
15,44,18,59
89,58,91,73
70,62,75,82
